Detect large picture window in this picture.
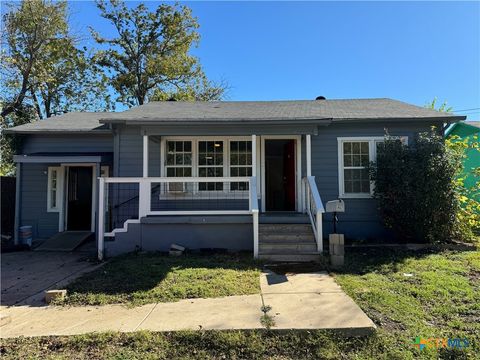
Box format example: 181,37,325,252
338,137,407,198
162,137,253,193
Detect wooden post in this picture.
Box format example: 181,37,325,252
306,134,312,177
138,178,151,218
143,134,148,178
251,134,257,177
97,177,105,261
253,210,259,258
316,211,323,253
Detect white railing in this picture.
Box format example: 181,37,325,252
97,176,259,260
303,176,325,252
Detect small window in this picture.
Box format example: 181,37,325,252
47,167,63,212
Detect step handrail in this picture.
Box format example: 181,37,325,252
303,176,325,252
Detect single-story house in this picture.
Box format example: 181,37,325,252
445,121,480,200
6,98,465,261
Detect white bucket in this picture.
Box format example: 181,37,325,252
19,226,33,247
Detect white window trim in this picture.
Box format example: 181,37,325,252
337,136,408,199
47,166,64,212
160,136,254,198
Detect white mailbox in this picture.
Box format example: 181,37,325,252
326,199,345,213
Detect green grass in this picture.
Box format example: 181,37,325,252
2,248,479,359
60,252,263,306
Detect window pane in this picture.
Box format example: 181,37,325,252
231,154,238,165
184,154,192,165
361,142,369,154
360,155,369,166
352,142,360,153
184,141,191,152
344,154,352,167
343,142,352,154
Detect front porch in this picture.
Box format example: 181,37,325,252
97,133,324,260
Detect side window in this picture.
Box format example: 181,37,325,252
47,167,63,212
338,137,408,198
342,142,370,194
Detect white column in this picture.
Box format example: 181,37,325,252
97,177,105,261
251,134,257,177
306,134,312,177
316,211,323,253
143,134,148,177
253,210,259,258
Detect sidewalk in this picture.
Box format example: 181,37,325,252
0,272,375,338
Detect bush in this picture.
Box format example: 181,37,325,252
370,129,476,243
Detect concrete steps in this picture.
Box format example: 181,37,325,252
258,223,321,262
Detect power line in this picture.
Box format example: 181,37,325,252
455,107,480,112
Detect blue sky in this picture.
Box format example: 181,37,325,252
68,1,480,118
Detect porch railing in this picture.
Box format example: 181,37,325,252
303,176,325,252
97,176,259,260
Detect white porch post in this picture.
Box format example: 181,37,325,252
306,134,312,177
251,135,257,177
97,177,105,261
143,134,148,177
253,210,259,258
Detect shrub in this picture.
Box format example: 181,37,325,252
370,129,477,243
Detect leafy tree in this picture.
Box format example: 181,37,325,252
1,0,70,118
151,77,227,101
426,97,453,113
92,0,225,106
0,102,36,175
1,0,112,119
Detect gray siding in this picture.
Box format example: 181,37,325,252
19,163,59,239
311,120,443,239
21,134,113,154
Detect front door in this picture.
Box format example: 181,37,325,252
67,167,93,231
265,139,296,211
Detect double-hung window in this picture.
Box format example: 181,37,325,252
165,141,192,192
229,141,252,191
198,140,224,191
338,137,407,198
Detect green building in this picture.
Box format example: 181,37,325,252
445,121,480,199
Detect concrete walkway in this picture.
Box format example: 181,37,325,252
1,251,102,307
0,272,375,338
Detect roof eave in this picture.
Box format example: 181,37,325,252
3,129,113,135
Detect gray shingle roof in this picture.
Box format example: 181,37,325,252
100,98,461,123
465,121,480,129
5,98,464,133
4,112,110,134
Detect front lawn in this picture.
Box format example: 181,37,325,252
60,252,262,306
2,248,478,359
